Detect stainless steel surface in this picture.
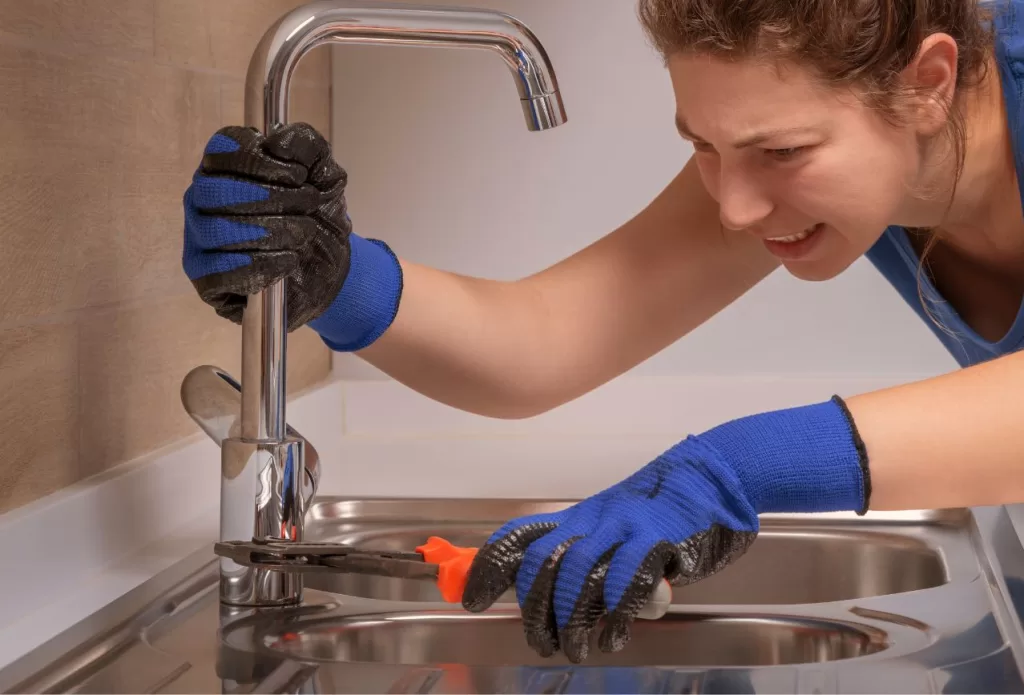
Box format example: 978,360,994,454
262,611,891,667
219,437,306,606
228,0,567,609
303,523,953,606
5,497,1024,693
181,364,321,508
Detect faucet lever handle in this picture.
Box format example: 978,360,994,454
181,365,321,508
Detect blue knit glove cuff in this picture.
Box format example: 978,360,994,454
308,232,403,352
697,395,870,515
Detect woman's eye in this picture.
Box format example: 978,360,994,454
765,146,806,160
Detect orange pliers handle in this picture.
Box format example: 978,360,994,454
414,536,479,603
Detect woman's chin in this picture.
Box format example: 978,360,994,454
781,254,858,282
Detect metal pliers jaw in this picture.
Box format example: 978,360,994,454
215,539,441,578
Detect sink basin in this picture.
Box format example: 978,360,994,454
262,610,890,667
6,498,1015,695
304,523,950,606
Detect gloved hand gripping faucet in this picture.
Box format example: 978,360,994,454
183,123,403,350
184,123,873,665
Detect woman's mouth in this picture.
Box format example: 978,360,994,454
762,223,826,260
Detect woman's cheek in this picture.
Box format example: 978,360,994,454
694,152,721,201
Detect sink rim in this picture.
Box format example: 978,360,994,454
307,496,972,528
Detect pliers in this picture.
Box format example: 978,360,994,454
215,536,477,602
214,536,672,618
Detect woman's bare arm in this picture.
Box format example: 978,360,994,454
358,158,780,418
847,350,1024,510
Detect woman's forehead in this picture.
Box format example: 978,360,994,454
668,53,845,143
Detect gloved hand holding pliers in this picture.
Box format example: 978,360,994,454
461,395,872,664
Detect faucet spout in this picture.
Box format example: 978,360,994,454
221,1,568,607
246,1,567,139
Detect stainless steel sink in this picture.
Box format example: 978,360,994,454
262,609,890,667
4,497,1024,694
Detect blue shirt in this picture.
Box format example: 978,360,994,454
864,0,1024,367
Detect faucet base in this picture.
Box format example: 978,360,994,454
219,437,306,607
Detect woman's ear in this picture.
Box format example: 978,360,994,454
903,32,959,135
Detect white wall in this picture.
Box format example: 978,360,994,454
328,0,957,388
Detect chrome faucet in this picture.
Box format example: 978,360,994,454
194,1,568,608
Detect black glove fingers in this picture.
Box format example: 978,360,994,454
518,530,582,659
674,524,758,586
306,150,347,193
201,150,308,188
554,539,620,664
213,216,322,255
262,123,328,164
462,515,560,614
200,125,309,188
212,216,345,331
205,125,262,154
190,178,321,217
599,540,680,654
595,527,759,655
198,124,345,197
192,251,299,324
262,122,345,193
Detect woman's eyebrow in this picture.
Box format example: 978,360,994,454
675,114,819,147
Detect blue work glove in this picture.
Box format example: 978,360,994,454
183,122,402,351
461,395,870,664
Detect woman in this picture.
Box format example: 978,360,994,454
182,0,1024,665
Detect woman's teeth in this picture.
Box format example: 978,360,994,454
767,225,819,244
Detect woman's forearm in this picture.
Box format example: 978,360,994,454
354,163,778,420
356,260,560,419
845,350,1024,510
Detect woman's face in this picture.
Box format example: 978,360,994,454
668,52,927,281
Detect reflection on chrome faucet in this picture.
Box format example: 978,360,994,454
180,364,321,506
208,1,568,608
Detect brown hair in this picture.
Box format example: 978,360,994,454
637,0,997,331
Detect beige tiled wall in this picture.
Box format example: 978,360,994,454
0,0,334,514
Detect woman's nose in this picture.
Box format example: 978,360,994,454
716,166,773,232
